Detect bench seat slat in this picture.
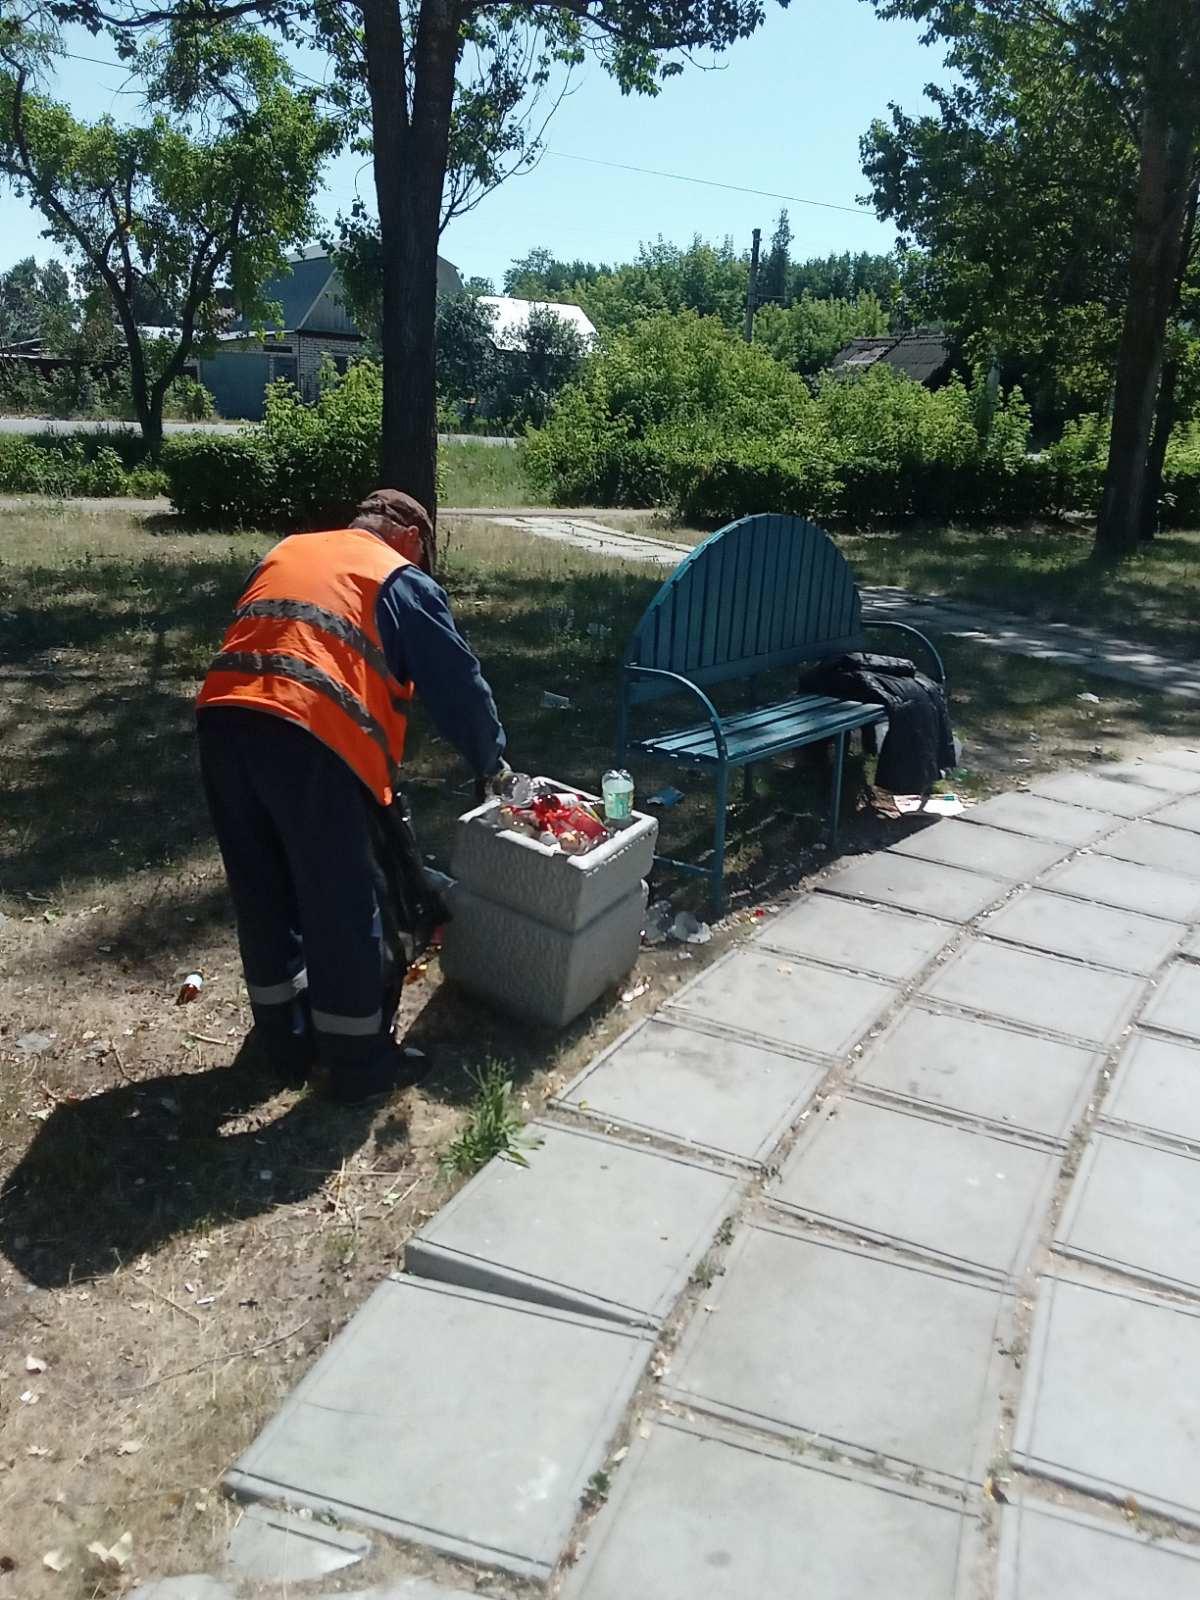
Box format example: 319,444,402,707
633,693,885,767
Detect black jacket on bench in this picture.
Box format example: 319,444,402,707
800,652,956,794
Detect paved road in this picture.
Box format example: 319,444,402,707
151,747,1200,1600
0,416,516,446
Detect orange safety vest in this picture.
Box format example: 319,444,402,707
197,528,414,805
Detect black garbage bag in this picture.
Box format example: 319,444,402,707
364,790,450,1022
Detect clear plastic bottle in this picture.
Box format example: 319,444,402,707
602,769,634,823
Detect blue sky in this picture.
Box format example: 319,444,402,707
0,1,945,289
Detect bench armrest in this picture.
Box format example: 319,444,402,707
860,617,946,685
620,666,729,762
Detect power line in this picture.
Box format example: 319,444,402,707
545,150,875,218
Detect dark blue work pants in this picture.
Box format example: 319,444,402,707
197,707,397,1082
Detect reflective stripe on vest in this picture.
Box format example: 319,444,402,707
206,649,396,773
232,599,394,683
197,529,414,803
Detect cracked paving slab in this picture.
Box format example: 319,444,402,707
224,1277,651,1581
405,1121,738,1326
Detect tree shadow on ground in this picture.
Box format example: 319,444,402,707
1,547,256,899
0,1040,381,1287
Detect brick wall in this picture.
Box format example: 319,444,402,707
296,334,358,401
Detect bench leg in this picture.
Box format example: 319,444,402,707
829,731,847,847
711,764,730,916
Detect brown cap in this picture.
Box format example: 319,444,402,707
353,488,435,572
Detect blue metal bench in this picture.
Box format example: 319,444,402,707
615,513,945,911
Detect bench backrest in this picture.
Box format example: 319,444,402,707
624,514,866,702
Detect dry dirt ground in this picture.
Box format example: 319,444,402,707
3,503,1199,1598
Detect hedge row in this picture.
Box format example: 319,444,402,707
0,435,168,498
523,311,1200,527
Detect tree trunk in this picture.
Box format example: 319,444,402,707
363,0,460,529
122,321,164,459
1095,105,1195,555
1140,354,1178,541
1140,180,1197,542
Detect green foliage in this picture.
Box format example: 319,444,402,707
0,358,217,421
493,303,590,430
166,376,215,422
0,433,167,496
436,293,499,422
860,0,1200,436
163,361,380,523
504,248,611,299
528,312,1044,524
439,1062,537,1177
163,359,466,523
0,25,339,447
435,295,589,432
526,311,812,504
0,255,74,347
504,239,902,339
755,293,891,377
1045,412,1200,525
161,431,278,522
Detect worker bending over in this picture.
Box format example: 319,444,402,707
196,489,506,1102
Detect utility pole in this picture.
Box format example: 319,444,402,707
743,227,761,343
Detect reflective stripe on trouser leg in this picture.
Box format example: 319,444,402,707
246,968,309,1006
311,1006,383,1037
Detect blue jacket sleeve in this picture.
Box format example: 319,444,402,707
375,566,507,778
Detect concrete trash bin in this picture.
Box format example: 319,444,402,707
440,789,658,1027
450,792,658,932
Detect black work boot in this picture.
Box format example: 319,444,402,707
324,1043,433,1105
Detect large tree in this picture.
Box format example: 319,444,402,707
62,0,785,510
0,18,337,451
862,0,1200,554
0,253,73,345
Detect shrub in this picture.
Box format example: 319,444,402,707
164,376,217,422
525,311,812,506
162,360,392,525
0,434,166,497
0,436,75,493
76,445,131,496
0,361,51,415
1044,413,1108,516
528,313,1045,525
161,431,278,522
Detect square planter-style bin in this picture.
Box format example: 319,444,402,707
451,790,658,934
441,880,648,1028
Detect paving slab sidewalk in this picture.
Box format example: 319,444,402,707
206,746,1200,1599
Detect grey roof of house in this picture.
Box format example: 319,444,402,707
832,330,952,385
232,249,465,337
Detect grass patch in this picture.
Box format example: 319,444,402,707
440,439,533,507
438,1061,536,1176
